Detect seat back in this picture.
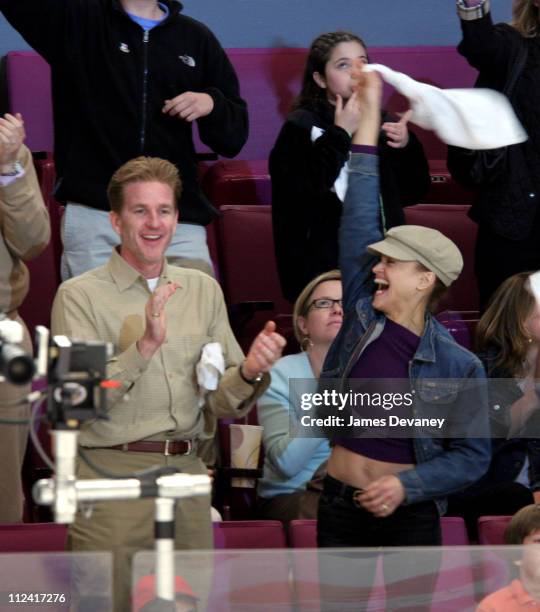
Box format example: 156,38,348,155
201,160,272,208
478,516,512,545
0,523,67,553
213,520,287,549
288,519,317,548
441,516,470,546
18,156,63,334
218,205,286,309
404,204,479,313
217,205,291,350
436,311,480,351
287,518,469,547
5,51,54,152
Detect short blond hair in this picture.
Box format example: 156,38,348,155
107,156,182,213
293,270,342,345
512,0,540,37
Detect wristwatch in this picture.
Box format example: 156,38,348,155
457,0,490,21
0,161,23,177
239,362,264,385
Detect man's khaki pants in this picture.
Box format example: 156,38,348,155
0,314,31,523
68,447,212,611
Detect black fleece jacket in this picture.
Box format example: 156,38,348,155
455,14,540,240
0,0,248,224
270,105,430,303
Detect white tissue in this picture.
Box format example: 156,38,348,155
196,342,225,407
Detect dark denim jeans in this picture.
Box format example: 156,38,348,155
316,475,441,611
317,474,441,548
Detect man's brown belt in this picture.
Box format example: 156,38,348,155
107,439,194,456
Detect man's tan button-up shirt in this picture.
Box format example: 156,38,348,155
0,145,50,315
51,249,268,446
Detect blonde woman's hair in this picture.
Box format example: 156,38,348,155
476,271,536,377
293,270,342,346
512,0,540,37
107,156,182,213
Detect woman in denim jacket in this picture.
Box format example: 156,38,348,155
316,70,491,552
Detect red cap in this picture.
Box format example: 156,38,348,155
133,574,198,611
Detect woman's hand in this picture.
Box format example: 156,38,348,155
334,92,362,136
355,474,406,517
382,110,413,149
351,71,382,146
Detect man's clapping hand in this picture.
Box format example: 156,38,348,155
241,321,286,381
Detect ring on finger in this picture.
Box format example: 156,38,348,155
380,503,389,512
151,312,160,318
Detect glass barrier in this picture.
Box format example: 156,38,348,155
0,552,112,611
133,545,540,612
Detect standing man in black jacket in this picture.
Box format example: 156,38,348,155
0,0,248,278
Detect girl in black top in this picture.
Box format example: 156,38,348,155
270,31,430,303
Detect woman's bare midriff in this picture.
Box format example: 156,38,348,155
327,444,415,489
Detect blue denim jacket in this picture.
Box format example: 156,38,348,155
320,153,491,515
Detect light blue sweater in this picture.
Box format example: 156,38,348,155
257,352,330,499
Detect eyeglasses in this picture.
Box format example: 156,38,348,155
307,298,343,310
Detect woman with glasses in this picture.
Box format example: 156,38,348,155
256,270,343,521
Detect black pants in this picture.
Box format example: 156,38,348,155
316,475,441,611
475,222,540,311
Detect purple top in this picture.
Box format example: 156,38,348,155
351,144,378,154
337,318,419,464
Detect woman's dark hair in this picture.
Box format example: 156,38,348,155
415,263,448,314
476,271,535,377
292,31,367,113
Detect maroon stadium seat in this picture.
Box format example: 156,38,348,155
477,516,512,546
217,205,292,351
404,204,479,314
201,160,272,208
423,160,474,205
17,156,62,335
288,519,317,549
213,520,286,549
0,523,67,553
288,517,470,548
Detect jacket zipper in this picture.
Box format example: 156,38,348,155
340,320,378,390
140,29,150,151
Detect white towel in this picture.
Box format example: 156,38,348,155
196,342,225,407
528,271,540,304
364,63,527,150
